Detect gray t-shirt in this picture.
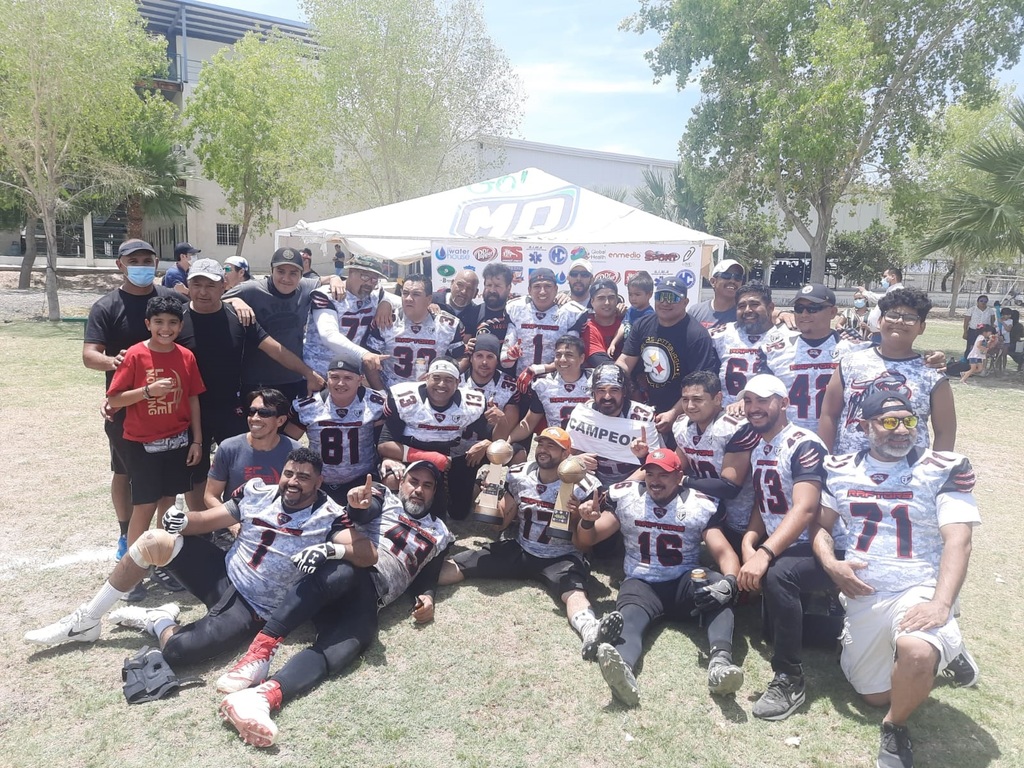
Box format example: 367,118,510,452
224,275,322,388
208,433,302,498
688,299,736,330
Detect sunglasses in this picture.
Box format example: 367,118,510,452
569,271,591,278
223,265,235,272
716,271,744,281
793,303,829,314
881,312,920,325
247,406,278,417
655,291,682,304
875,415,920,431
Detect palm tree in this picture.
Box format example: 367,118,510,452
125,134,202,239
633,163,706,230
919,98,1024,316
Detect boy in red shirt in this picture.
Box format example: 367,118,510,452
108,296,205,545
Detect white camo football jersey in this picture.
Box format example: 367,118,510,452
672,411,760,532
759,328,869,430
501,461,600,558
751,423,827,542
304,287,396,375
502,298,588,374
356,486,454,607
710,322,769,405
822,449,979,593
606,481,722,582
385,381,487,451
225,480,346,619
461,369,521,411
833,347,946,454
529,370,593,429
292,388,385,487
364,309,464,387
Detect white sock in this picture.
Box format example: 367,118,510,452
569,608,597,639
83,581,129,619
150,613,177,639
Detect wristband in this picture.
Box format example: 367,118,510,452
144,384,152,400
757,543,777,564
580,519,595,530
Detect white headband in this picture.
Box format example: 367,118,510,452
428,359,460,379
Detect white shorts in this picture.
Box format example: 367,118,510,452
839,585,964,695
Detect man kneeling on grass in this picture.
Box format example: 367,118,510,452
25,449,373,679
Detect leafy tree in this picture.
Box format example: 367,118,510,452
184,31,333,256
303,0,524,207
0,0,166,318
917,97,1024,314
826,220,901,286
625,0,1024,284
632,164,706,229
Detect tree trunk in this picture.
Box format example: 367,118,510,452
17,214,38,289
941,264,954,292
810,235,828,284
40,202,61,321
235,204,252,258
947,256,965,319
126,196,144,239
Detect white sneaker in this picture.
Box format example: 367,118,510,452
220,683,279,747
216,635,279,693
108,603,180,635
24,606,100,647
597,643,639,707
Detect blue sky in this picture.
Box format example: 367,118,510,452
208,0,1020,161
202,0,697,159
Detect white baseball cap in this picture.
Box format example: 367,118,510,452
712,259,745,277
737,374,788,400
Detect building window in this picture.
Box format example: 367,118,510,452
216,223,240,246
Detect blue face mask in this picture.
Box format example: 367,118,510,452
125,266,156,288
880,278,890,290
853,299,867,308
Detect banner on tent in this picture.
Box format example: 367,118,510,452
429,240,704,301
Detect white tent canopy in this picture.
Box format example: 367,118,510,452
276,168,726,265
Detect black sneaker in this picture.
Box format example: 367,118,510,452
150,567,186,593
582,611,624,661
942,648,979,688
877,721,913,768
752,672,806,720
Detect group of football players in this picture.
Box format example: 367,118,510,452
27,252,980,767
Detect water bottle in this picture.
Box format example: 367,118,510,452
413,357,428,380
692,568,708,626
175,494,185,513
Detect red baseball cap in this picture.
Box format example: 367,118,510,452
643,448,681,473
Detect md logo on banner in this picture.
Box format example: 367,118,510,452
451,186,580,238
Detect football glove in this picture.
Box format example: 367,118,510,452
693,575,739,613
291,542,347,575
161,508,188,535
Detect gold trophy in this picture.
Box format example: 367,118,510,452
549,456,588,540
471,440,515,524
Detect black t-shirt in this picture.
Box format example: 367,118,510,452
623,312,720,412
431,289,480,328
84,286,190,387
179,305,269,407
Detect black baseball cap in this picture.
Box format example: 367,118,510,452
794,283,836,305
529,268,557,286
271,247,304,268
589,278,618,298
655,277,687,297
406,460,443,481
327,358,361,375
860,389,914,419
473,334,502,356
118,238,155,258
174,242,200,258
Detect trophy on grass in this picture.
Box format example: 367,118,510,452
549,455,588,540
471,439,515,524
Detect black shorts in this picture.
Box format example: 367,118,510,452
104,411,131,475
191,402,248,484
453,538,589,599
617,568,725,622
124,439,192,505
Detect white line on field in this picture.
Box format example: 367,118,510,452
0,548,113,579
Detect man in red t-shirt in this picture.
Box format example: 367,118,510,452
580,279,622,368
108,296,205,545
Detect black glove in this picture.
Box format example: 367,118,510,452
291,542,344,575
693,574,738,613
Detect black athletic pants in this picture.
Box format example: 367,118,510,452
261,560,380,703
762,542,834,676
615,570,735,675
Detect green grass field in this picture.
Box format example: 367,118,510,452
0,318,1021,768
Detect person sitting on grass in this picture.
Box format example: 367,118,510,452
106,296,205,548
961,325,994,384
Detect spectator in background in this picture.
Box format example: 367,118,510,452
689,259,746,330
567,259,595,307
961,325,995,384
1009,309,1024,371
163,242,200,296
431,268,480,326
608,271,653,359
333,244,345,277
858,267,905,344
223,256,252,290
962,295,996,361
837,291,872,341
300,248,320,280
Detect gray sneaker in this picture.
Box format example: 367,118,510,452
943,648,979,688
597,643,639,707
582,611,624,661
707,655,744,695
877,721,913,768
752,672,805,720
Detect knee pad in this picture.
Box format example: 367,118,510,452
129,530,183,568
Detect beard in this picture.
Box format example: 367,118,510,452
400,491,429,518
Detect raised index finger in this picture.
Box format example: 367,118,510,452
364,474,373,492
640,426,648,443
